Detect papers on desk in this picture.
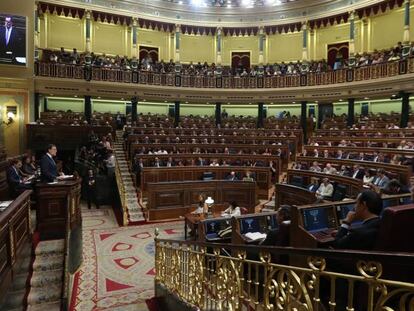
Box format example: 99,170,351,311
244,232,267,241
59,175,74,179
0,201,13,212
48,181,58,185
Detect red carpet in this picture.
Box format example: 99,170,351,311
70,206,183,311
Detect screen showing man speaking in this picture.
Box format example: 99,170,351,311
0,14,26,66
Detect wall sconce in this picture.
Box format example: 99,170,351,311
3,107,16,126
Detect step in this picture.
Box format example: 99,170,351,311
27,283,62,305
1,289,26,309
11,273,28,291
35,239,65,256
30,269,63,287
27,301,61,311
33,254,64,272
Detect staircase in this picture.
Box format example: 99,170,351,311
0,244,31,311
26,239,65,311
114,130,145,224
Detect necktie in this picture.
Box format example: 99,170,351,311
5,28,10,46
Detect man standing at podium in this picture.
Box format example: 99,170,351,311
40,144,63,182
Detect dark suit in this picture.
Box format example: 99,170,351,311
350,169,364,180
0,26,25,62
6,166,30,196
40,154,58,182
85,175,99,209
307,184,319,193
334,217,381,250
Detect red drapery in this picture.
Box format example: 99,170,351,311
139,46,159,62
231,52,251,72
327,42,349,68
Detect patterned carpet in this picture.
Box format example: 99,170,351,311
71,206,184,311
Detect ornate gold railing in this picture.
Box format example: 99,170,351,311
35,58,414,89
154,236,414,311
114,156,129,226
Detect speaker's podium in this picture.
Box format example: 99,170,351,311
36,179,82,240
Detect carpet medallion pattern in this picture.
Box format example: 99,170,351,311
73,209,183,311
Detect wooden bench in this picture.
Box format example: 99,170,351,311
130,143,291,166
286,169,363,198
146,180,257,221
140,166,274,199
296,156,411,185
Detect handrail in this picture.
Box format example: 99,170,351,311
155,238,414,265
114,156,129,226
34,58,414,89
154,235,414,311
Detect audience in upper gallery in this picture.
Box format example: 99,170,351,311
42,41,409,77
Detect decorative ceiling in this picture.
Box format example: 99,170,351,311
45,0,396,26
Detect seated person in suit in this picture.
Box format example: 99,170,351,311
382,179,410,195
350,164,364,179
226,171,238,181
338,165,349,176
316,177,333,200
323,163,337,175
309,161,321,172
7,159,32,195
22,155,36,175
362,168,375,186
333,190,382,250
370,169,390,192
221,201,241,217
40,144,63,182
242,171,254,182
307,177,319,193
261,205,291,247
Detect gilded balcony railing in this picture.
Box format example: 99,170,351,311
35,58,414,89
154,236,414,311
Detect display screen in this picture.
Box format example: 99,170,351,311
303,208,329,232
0,14,26,66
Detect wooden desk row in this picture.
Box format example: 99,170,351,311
125,126,303,137
130,143,290,166
26,124,113,151
314,128,414,137
0,191,32,304
286,169,363,198
308,137,412,148
296,156,411,185
302,145,414,159
140,166,274,199
290,193,412,250
147,180,257,221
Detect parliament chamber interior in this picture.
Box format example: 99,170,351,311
1,0,414,310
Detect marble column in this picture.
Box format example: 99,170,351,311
258,26,265,73
85,10,92,53
174,24,181,72
216,27,222,66
132,18,138,58
403,0,411,57
349,11,356,66
401,92,410,128
35,4,40,61
347,98,355,127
